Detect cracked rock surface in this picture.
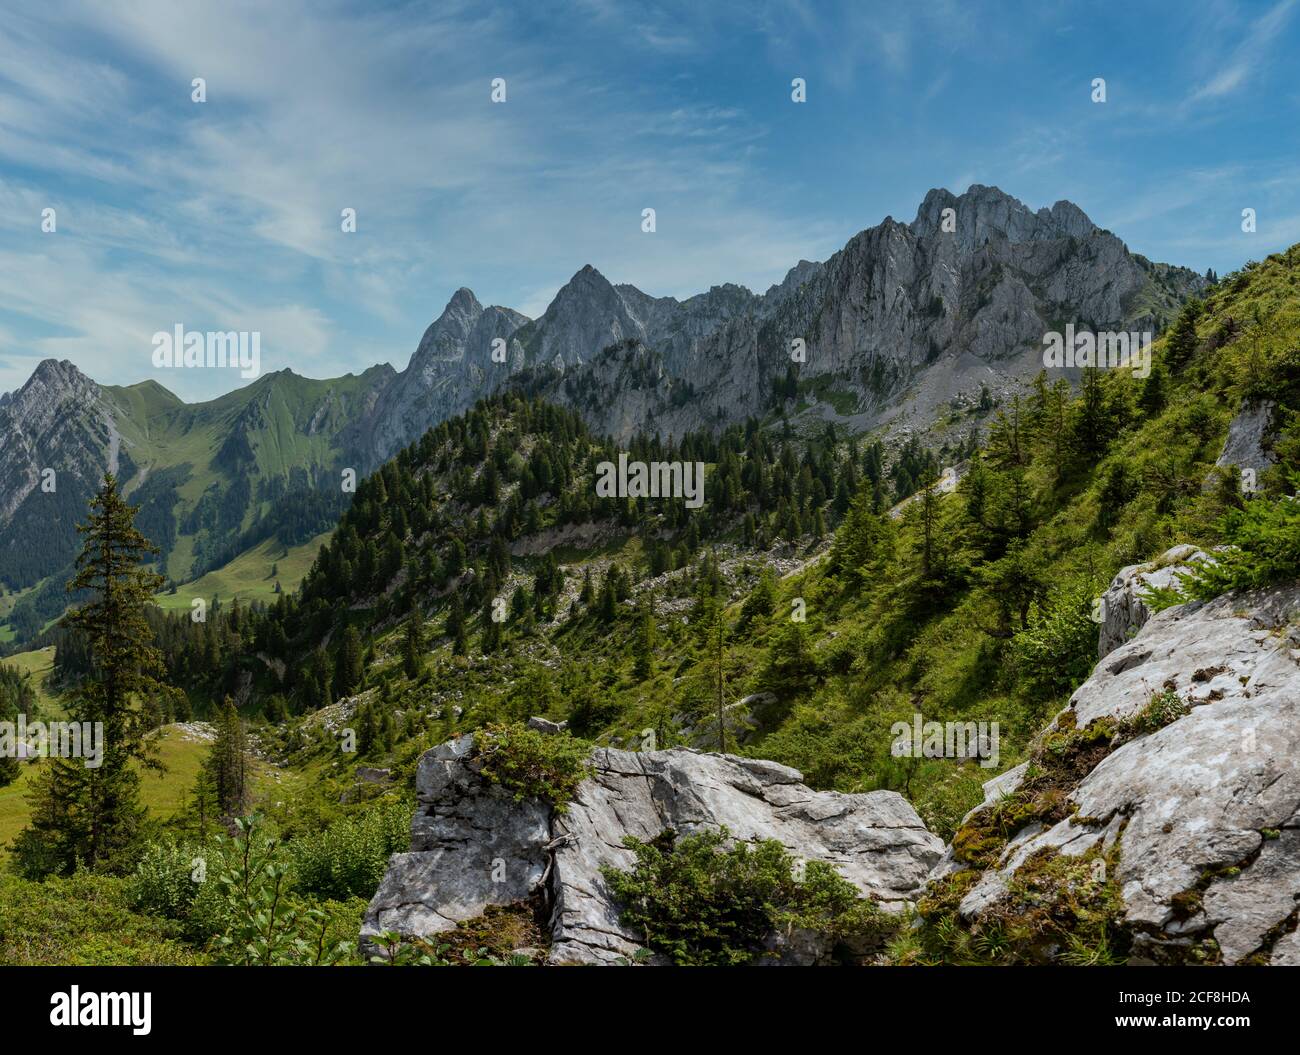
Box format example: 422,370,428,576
939,554,1300,965
361,738,942,964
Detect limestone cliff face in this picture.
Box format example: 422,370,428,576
354,288,528,466
934,550,1300,965
356,184,1204,454
0,359,116,524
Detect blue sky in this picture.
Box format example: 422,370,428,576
1,0,1297,399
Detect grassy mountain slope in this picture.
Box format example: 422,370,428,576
0,724,241,860
1,367,391,647
154,531,330,613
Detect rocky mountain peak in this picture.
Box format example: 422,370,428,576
912,184,1043,247
1041,198,1097,239
411,288,489,367
443,286,482,317
18,358,98,400
522,264,645,369
1,353,101,420
555,264,619,304
763,259,821,303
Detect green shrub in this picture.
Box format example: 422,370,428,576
126,818,377,959
601,826,893,966
1180,485,1300,599
0,871,204,966
288,796,412,901
1012,575,1103,700
473,722,591,812
207,816,355,966
126,839,205,922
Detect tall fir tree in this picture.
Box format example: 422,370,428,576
335,625,364,697
633,595,656,680
191,697,249,835
1164,299,1202,372
402,612,424,679
447,594,467,655
15,474,173,876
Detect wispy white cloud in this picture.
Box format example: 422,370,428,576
0,0,841,396
1185,0,1296,106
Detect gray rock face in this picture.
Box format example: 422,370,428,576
1216,399,1277,479
362,739,943,965
360,735,550,951
549,748,942,964
1097,544,1208,659
354,288,529,467
944,577,1300,965
0,359,114,524
352,185,1204,458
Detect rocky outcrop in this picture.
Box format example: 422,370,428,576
353,288,529,467
361,737,943,965
938,574,1300,965
1216,399,1277,479
361,735,551,945
1096,544,1208,658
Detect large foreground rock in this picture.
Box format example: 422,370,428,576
941,573,1300,964
362,740,943,965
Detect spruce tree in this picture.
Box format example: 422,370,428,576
1165,300,1202,372
15,473,173,875
481,598,503,652
194,696,249,830
633,598,656,680
1139,362,1169,418
335,625,364,697
447,594,467,655
402,612,424,679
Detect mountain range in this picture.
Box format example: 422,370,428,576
0,184,1205,646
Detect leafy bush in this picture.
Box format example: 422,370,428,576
0,871,204,966
1012,575,1102,700
288,796,412,900
129,816,367,961
602,826,893,965
473,722,591,812
126,839,205,922
207,816,356,966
